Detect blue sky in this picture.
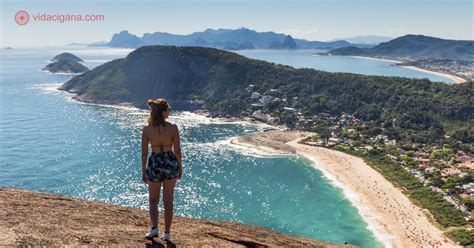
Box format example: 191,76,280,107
1,0,472,47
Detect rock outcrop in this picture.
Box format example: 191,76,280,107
0,188,351,247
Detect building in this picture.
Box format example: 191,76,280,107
462,183,474,194
385,154,397,160
251,92,261,100
245,84,255,91
328,137,340,145
268,88,280,94
416,158,431,164
251,110,270,122
419,163,430,169
458,155,474,169
260,95,273,104
424,167,439,173
441,167,462,177
283,107,297,112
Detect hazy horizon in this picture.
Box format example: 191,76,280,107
1,0,473,47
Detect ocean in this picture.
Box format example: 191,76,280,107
236,49,455,84
2,46,452,247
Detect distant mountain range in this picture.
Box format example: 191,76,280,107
326,35,474,61
330,35,393,45
88,29,473,60
96,28,362,50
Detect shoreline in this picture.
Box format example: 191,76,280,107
230,130,460,248
400,65,466,84
349,56,466,84
229,133,393,247
349,55,400,63
59,86,289,131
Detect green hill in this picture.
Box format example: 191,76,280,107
58,45,473,146
327,35,474,61
327,46,370,56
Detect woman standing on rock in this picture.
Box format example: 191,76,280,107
141,98,183,241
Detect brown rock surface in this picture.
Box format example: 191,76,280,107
0,188,352,247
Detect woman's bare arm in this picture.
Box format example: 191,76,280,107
172,124,183,179
141,126,149,176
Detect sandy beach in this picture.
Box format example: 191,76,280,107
349,56,401,63
348,56,466,84
230,130,460,248
400,65,466,84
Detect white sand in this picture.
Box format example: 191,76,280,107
349,56,467,84
401,66,466,84
232,130,460,248
349,56,401,63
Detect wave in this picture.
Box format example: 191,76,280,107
38,69,82,76
296,155,395,248
222,136,291,158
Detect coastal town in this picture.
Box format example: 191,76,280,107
400,59,474,82
228,84,474,223
342,55,474,83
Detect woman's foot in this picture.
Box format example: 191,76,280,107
145,226,159,240
161,232,171,241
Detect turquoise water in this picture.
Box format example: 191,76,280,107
236,49,455,84
3,46,448,248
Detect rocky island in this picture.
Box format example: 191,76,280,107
52,52,84,62
42,52,88,74
42,60,89,74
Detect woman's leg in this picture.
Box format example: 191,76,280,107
148,181,162,228
162,178,177,233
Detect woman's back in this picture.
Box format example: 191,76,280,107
145,122,176,153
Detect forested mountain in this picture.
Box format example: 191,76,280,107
327,35,474,61
59,45,473,146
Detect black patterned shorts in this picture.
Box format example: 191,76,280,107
146,151,179,183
